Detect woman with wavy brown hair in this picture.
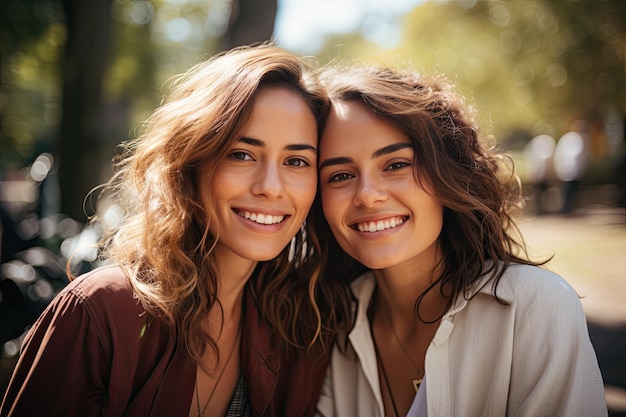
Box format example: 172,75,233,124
313,64,607,417
0,43,350,417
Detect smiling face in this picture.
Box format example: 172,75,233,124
201,86,318,265
319,100,444,271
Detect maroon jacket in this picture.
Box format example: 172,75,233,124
0,265,329,417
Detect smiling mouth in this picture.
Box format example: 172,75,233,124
235,209,286,225
351,216,408,233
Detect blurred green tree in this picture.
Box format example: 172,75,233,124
1,0,277,222
1,0,65,175
317,0,625,183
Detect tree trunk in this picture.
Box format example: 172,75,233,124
220,0,277,51
58,0,113,222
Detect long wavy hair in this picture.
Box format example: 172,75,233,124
88,44,351,363
315,64,547,323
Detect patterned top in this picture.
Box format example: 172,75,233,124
226,376,251,416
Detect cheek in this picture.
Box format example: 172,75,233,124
422,197,444,235
199,172,214,210
292,173,318,205
196,175,219,233
305,176,319,205
321,189,343,228
205,175,225,210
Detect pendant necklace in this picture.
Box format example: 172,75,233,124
195,324,242,417
385,313,424,393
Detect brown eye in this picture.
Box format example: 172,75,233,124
328,172,354,183
285,157,311,167
229,151,253,161
385,161,410,171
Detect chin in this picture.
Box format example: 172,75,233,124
361,261,393,270
342,246,402,270
257,254,283,262
249,250,284,262
230,248,279,263
353,255,398,271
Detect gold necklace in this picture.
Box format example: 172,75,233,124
385,313,423,393
195,324,242,417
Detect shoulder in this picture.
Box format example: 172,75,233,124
486,263,585,321
66,264,138,306
497,263,579,301
20,265,150,354
69,263,128,289
55,264,147,327
69,264,132,293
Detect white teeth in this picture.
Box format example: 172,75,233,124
356,217,404,233
241,211,284,225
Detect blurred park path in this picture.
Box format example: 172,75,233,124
518,205,626,416
518,206,626,325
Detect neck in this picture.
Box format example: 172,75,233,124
208,247,258,328
216,267,253,321
371,262,448,332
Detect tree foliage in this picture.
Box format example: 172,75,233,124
316,0,625,181
2,0,623,221
1,0,277,222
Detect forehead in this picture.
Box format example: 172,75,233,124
321,100,411,156
242,85,318,146
248,85,309,118
329,100,371,124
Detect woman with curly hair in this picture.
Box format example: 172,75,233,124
313,64,607,417
0,44,350,417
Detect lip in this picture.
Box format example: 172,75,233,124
349,215,409,234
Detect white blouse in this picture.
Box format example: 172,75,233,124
316,264,608,417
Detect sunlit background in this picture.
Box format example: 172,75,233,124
1,0,625,413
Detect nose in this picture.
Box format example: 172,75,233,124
353,175,387,207
251,162,283,199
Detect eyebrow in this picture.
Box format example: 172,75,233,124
319,142,413,170
238,137,317,153
372,142,414,158
319,156,354,171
